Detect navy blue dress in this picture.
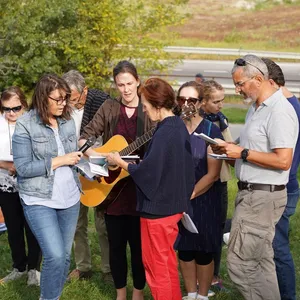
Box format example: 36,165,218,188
176,119,223,253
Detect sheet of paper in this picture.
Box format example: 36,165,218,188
193,133,219,145
181,212,199,234
121,155,140,160
75,161,95,180
88,162,109,177
208,153,235,160
89,156,106,165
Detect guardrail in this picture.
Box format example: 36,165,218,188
151,74,300,97
164,46,300,60
171,82,300,98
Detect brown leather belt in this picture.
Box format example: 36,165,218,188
237,181,285,192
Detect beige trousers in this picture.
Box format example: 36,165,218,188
73,203,110,273
227,188,287,300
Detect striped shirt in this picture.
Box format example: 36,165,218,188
80,89,110,135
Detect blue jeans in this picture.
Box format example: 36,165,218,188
273,188,299,300
22,201,80,300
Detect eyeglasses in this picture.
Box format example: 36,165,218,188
49,95,69,105
234,58,265,76
177,96,201,106
69,90,83,103
69,90,84,109
2,105,22,113
234,76,255,88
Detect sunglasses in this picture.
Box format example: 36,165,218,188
2,105,22,113
234,58,265,76
177,96,201,106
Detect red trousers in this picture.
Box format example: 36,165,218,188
140,213,183,300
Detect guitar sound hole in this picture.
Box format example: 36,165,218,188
104,168,122,184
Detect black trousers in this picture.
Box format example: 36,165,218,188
105,214,146,290
0,191,41,272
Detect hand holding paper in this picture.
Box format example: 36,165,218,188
181,213,198,234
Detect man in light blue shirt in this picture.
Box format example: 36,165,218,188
212,54,298,300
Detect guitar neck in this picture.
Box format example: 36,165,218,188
119,127,156,156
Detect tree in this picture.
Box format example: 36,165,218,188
0,0,187,91
0,0,77,90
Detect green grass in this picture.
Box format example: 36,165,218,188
169,1,300,54
222,107,248,124
0,172,299,299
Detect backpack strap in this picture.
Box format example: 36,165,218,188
206,119,212,137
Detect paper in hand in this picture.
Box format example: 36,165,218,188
208,153,235,160
193,133,218,145
181,212,198,234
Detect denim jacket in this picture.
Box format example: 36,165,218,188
12,110,81,198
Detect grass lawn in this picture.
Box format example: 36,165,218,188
171,0,300,54
222,107,248,124
0,171,299,299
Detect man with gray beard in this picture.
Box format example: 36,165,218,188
212,54,298,299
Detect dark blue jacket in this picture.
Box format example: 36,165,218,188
128,116,195,216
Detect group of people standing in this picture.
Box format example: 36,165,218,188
0,54,299,300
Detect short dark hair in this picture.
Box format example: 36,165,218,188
195,73,204,79
30,74,72,125
261,58,285,87
0,86,28,113
113,60,139,82
139,77,175,110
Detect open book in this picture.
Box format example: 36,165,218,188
89,155,140,166
75,160,109,181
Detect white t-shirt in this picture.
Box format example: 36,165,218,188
0,114,17,192
71,108,84,139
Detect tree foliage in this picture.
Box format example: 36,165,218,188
0,0,187,91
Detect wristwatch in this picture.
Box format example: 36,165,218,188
241,148,249,162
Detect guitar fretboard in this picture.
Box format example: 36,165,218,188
119,127,156,156
118,103,196,156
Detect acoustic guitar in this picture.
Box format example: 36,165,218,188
80,103,197,208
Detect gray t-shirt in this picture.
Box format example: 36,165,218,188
235,89,298,185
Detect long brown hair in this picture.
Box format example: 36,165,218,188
30,74,71,125
0,86,28,113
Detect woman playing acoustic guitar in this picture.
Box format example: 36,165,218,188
79,61,154,300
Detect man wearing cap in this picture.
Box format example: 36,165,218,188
212,54,298,299
195,73,205,83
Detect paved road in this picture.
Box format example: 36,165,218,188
171,59,300,85
158,59,300,96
